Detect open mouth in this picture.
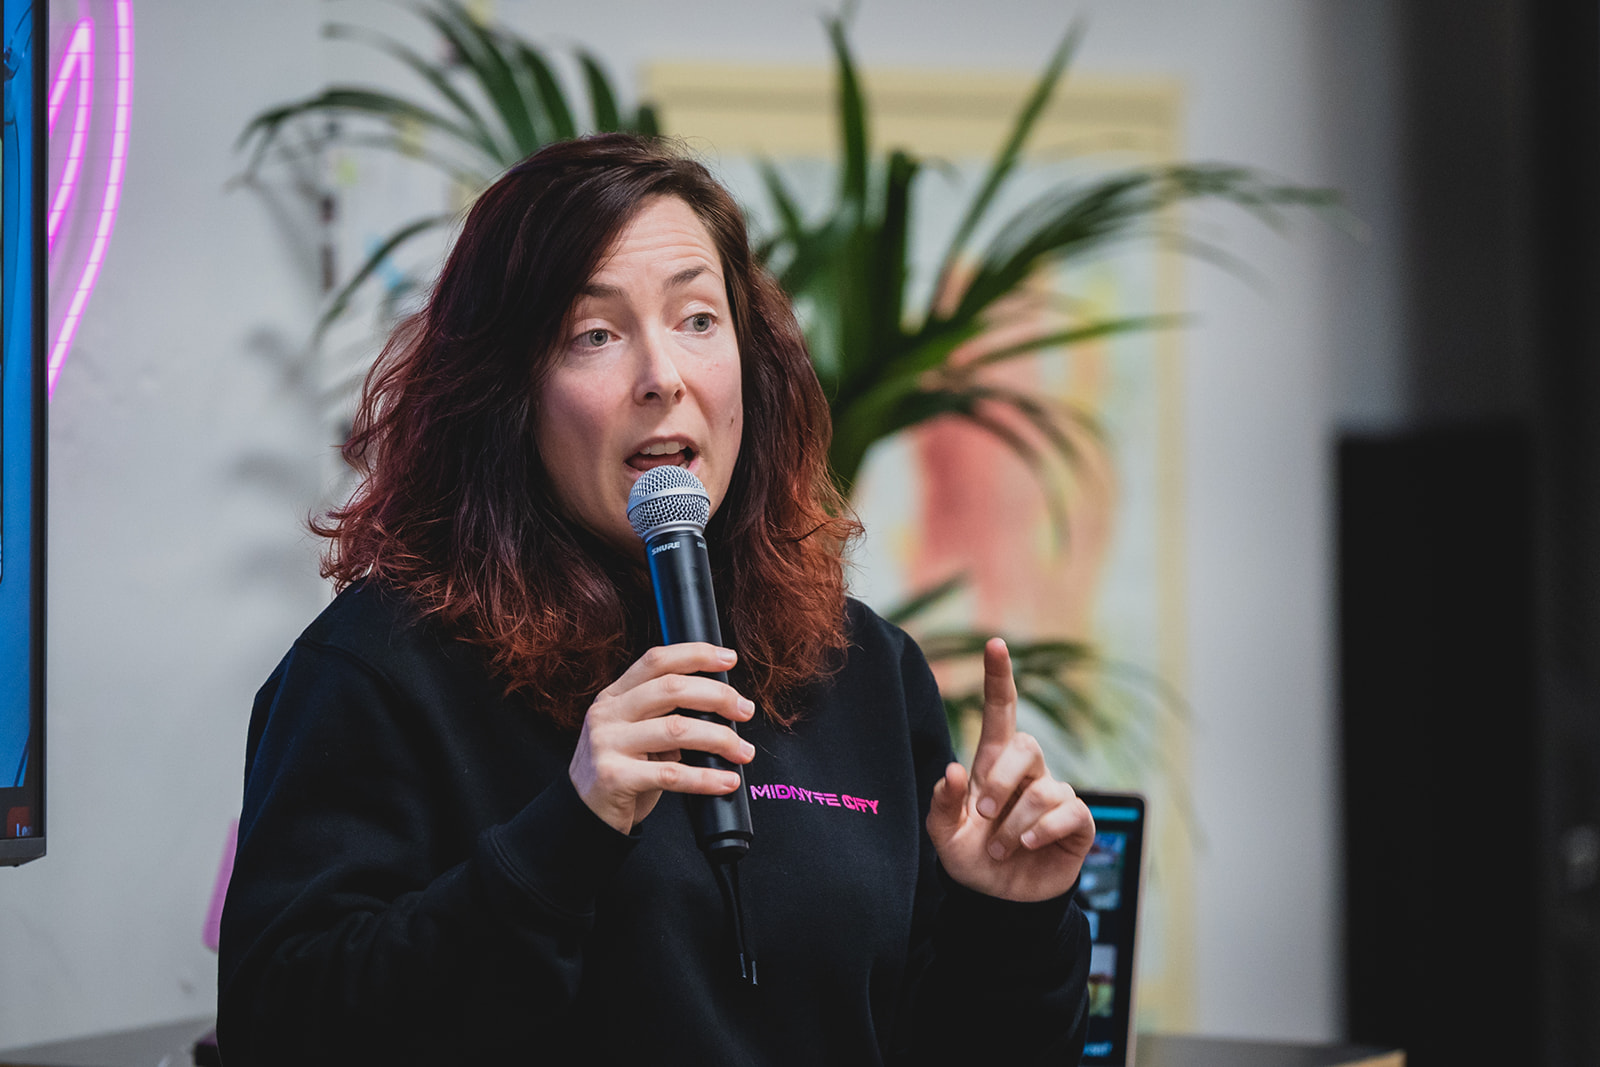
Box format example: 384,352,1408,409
627,443,696,472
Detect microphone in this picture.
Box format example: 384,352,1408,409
626,465,754,863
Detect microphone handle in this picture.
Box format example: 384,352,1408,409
643,528,753,861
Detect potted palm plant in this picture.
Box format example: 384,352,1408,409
237,0,1331,757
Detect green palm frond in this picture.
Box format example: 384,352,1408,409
241,6,1333,767
920,632,1132,748
319,212,459,335
932,20,1085,302
320,20,505,158
236,1,657,335
753,15,1336,754
938,164,1336,331
879,573,967,628
761,17,1335,496
237,86,500,173
910,622,1185,783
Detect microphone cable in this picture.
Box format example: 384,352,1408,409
712,855,757,985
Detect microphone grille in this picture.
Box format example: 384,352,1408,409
627,465,711,539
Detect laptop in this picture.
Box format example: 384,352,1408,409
1076,791,1147,1066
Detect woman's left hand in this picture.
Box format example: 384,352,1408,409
927,638,1097,903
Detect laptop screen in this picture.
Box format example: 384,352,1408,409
1077,792,1146,1065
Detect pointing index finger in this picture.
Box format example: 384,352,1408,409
976,637,1018,753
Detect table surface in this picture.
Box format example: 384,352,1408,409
1137,1034,1405,1067
0,1018,213,1067
0,1018,1405,1067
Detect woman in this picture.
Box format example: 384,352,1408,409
218,133,1095,1065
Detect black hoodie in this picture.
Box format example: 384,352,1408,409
218,582,1089,1065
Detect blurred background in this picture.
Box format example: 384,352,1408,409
2,1,1596,1064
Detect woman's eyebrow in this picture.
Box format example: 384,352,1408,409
578,266,720,301
664,265,713,290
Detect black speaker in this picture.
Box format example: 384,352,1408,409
1339,426,1537,1067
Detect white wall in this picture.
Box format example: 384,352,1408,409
0,0,1401,1048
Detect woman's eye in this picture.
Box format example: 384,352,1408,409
581,328,609,348
686,313,713,333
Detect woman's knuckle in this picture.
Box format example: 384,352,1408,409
593,756,622,791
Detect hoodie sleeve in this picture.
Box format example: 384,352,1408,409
886,616,1092,1065
216,637,634,1065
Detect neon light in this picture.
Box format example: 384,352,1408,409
46,20,94,251
46,20,92,126
47,2,135,399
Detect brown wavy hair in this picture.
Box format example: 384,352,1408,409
316,134,860,729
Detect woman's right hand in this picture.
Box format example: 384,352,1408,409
569,643,756,834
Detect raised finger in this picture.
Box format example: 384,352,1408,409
974,637,1018,762
602,643,738,698
973,732,1047,821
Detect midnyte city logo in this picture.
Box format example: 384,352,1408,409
747,782,880,814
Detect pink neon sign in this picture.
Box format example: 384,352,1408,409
46,1,134,399
47,21,93,250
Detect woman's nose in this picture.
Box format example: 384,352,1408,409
634,331,686,404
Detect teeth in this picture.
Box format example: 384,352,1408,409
639,441,687,456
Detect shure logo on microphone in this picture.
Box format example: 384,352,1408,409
650,541,680,556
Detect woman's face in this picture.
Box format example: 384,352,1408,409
536,196,745,554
